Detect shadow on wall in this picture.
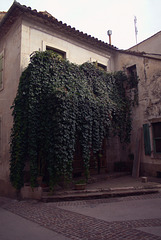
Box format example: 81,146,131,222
0,180,16,198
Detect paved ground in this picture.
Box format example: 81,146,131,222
40,175,161,202
1,192,161,239
0,208,70,240
58,175,161,192
85,175,161,190
41,175,161,202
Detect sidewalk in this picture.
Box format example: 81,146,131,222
41,174,161,202
0,208,70,240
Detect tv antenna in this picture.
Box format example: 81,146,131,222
134,16,138,44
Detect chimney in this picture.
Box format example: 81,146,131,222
107,30,112,45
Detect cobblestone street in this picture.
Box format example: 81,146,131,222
1,193,161,239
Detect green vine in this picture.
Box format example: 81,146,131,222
10,51,133,190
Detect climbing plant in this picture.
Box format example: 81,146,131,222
10,51,132,190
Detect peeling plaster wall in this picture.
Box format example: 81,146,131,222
115,52,161,176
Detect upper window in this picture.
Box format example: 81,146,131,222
93,61,107,71
0,51,4,90
46,46,66,59
97,63,107,71
126,64,138,105
127,65,137,88
152,122,161,154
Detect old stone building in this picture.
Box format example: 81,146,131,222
0,1,161,196
115,50,161,177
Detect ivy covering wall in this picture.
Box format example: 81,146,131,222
10,51,132,190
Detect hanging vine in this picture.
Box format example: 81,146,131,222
10,51,133,190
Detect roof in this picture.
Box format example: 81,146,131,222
0,12,6,22
118,49,161,61
129,31,161,50
1,1,161,62
0,1,117,52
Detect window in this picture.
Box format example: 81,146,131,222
127,65,137,88
93,61,107,71
126,64,138,105
0,51,4,90
143,124,151,155
46,46,66,59
152,122,161,154
97,63,107,71
0,117,1,163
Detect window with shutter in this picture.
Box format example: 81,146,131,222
0,117,1,162
152,122,161,154
143,124,151,155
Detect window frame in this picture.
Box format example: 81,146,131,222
93,61,107,71
152,122,161,154
46,46,66,59
97,62,107,71
126,64,138,88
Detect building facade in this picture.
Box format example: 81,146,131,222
115,50,161,177
0,2,117,196
0,2,161,196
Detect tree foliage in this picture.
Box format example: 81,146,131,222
10,51,132,189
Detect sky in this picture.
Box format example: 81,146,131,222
1,0,161,49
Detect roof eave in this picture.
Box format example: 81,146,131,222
0,1,118,52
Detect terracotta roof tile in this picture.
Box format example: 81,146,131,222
0,12,6,22
0,1,118,52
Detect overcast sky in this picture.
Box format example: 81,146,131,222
1,0,161,49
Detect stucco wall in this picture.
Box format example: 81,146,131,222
1,14,160,196
20,19,119,174
20,18,114,72
0,18,22,196
129,32,161,54
115,52,161,176
0,15,117,195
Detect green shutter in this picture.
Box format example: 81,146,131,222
0,52,3,89
143,124,151,155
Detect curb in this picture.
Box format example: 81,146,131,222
41,188,160,203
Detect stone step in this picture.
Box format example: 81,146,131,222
41,188,160,203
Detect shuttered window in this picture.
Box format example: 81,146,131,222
143,124,151,155
0,51,4,90
0,118,1,162
152,122,161,154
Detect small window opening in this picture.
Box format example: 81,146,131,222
97,63,107,71
46,46,66,59
93,62,107,71
127,65,137,88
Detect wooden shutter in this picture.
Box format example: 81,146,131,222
143,124,151,155
0,118,1,162
0,52,4,89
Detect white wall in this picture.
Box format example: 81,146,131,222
21,19,114,72
0,18,22,196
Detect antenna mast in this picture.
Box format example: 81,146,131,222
134,16,138,45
